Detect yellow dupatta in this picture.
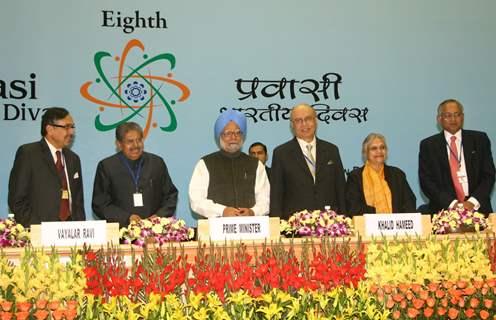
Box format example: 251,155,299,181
362,161,393,213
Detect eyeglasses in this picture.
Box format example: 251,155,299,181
221,131,242,138
292,116,315,125
50,123,76,129
440,112,463,120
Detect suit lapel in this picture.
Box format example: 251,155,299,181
290,138,314,182
461,130,474,189
40,139,61,184
62,149,76,192
436,133,451,173
314,138,327,182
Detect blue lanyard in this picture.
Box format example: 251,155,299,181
119,153,144,191
303,154,316,170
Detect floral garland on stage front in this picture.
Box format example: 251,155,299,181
120,216,194,246
0,214,29,247
280,208,354,237
431,206,489,234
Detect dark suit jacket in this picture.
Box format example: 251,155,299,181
270,137,346,220
265,166,271,181
92,152,178,227
419,130,495,214
345,165,416,215
8,139,85,226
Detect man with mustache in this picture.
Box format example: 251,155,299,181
92,122,178,227
8,107,86,226
189,109,270,218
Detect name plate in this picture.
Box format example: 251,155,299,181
208,216,270,241
41,220,107,246
364,213,422,237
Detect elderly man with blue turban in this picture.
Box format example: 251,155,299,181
189,109,270,218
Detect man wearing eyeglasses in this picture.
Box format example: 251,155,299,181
419,99,495,214
8,107,86,226
92,122,178,227
270,103,346,220
189,109,270,218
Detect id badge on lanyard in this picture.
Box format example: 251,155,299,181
120,154,144,207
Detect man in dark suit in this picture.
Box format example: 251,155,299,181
419,99,495,214
8,107,85,227
249,142,271,180
92,122,178,227
270,103,346,220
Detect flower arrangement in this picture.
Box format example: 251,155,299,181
432,206,489,234
0,214,29,247
2,235,496,319
280,209,353,237
371,278,496,320
366,236,494,285
0,247,84,320
120,216,194,246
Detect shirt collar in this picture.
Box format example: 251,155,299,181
296,136,316,150
443,129,462,142
44,137,61,160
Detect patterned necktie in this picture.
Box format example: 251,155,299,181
56,151,71,221
305,144,316,181
449,136,465,202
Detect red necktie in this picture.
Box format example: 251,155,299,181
56,151,71,221
449,136,465,202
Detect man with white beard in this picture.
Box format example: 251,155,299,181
189,109,270,218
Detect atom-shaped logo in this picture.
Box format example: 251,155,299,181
80,39,190,138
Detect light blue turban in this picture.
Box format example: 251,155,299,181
214,109,247,138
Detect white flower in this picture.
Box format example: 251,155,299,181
151,224,163,234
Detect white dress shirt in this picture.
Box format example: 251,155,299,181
443,130,480,209
44,138,72,206
297,136,316,178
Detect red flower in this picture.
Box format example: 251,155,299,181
483,299,493,309
447,308,459,319
392,310,401,319
14,312,29,320
423,307,434,318
0,302,12,312
480,309,490,320
464,308,475,318
406,307,419,318
33,309,49,320
86,251,97,261
437,307,447,316
0,311,12,320
16,302,31,312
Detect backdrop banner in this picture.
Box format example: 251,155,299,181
1,1,495,226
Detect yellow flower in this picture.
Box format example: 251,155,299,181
151,224,163,234
142,219,153,228
193,307,209,320
189,292,204,310
258,303,283,320
188,228,195,239
102,296,117,314
226,290,252,305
